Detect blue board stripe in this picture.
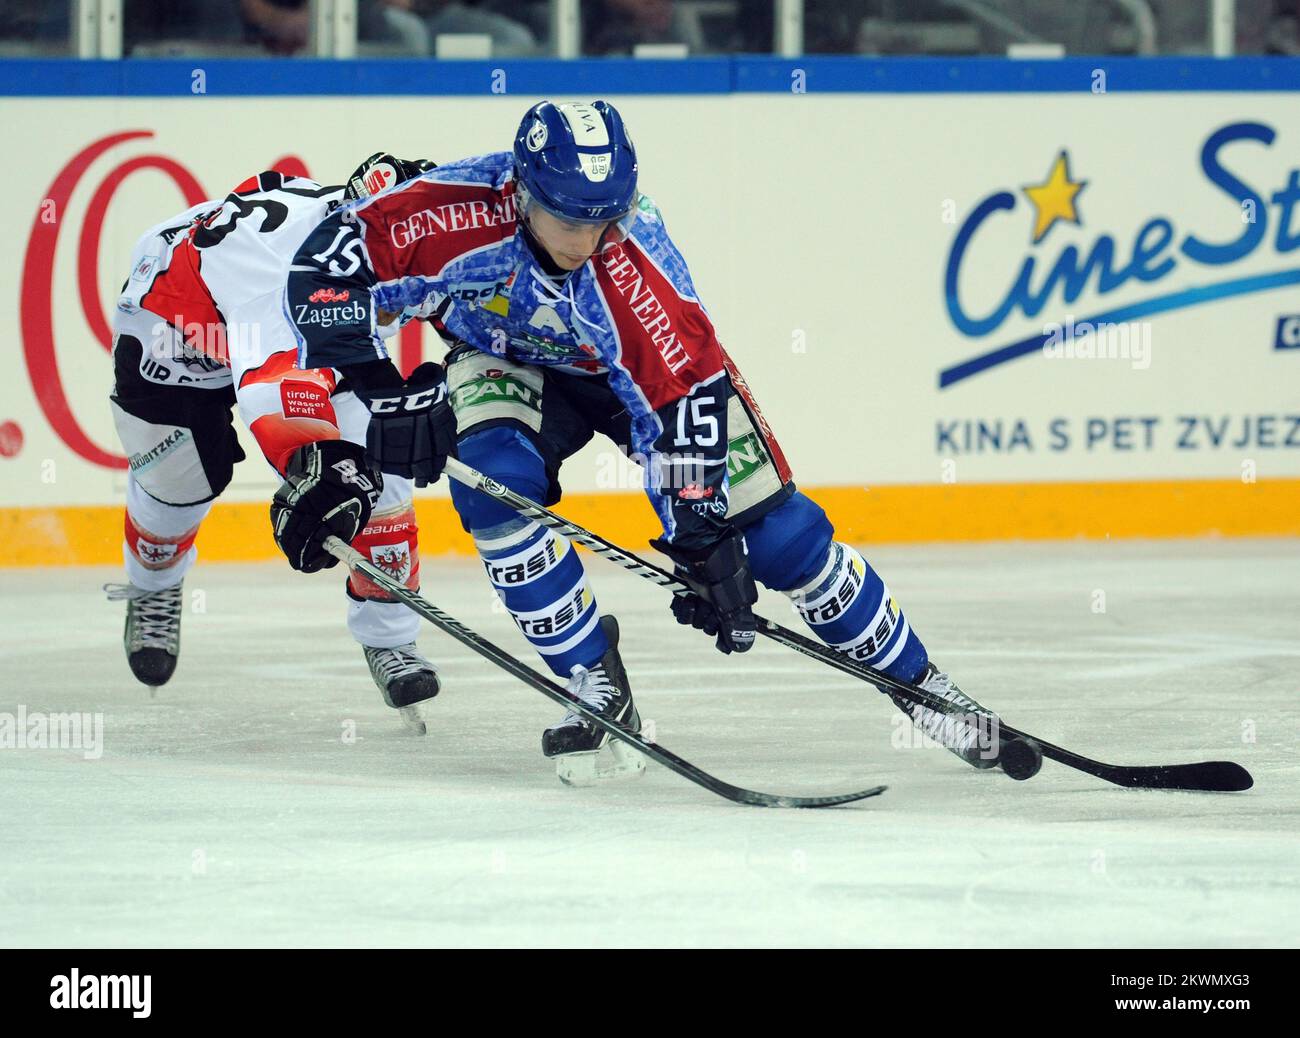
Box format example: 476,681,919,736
3,56,1300,97
733,55,1300,93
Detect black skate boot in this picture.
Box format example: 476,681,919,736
890,662,1001,769
363,643,440,734
104,581,183,688
543,615,645,785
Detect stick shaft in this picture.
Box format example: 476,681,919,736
441,458,1253,792
321,535,888,807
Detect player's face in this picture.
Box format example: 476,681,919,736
526,207,611,270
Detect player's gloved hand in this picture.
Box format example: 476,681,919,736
345,152,436,201
271,439,383,573
351,361,458,488
651,529,758,655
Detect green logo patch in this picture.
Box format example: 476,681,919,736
454,374,541,413
727,431,769,485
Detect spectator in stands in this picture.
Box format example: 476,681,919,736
124,2,243,52
3,0,75,49
732,0,775,53
1265,0,1300,52
410,0,539,56
240,0,310,54
583,0,691,55
238,0,446,56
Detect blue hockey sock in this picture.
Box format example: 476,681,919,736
474,518,608,678
784,542,928,683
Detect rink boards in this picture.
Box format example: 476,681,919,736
1,57,1298,564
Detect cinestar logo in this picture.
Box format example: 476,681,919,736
50,969,151,1018
293,301,366,328
943,121,1300,387
677,482,713,500
390,195,518,247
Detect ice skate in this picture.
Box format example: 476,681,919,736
104,581,184,689
891,662,1001,769
543,615,646,786
363,643,440,734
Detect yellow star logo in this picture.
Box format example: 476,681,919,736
1022,152,1086,244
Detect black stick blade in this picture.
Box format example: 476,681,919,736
738,785,889,809
1102,761,1254,792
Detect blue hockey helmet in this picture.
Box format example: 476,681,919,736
513,100,638,225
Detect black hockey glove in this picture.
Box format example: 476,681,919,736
651,529,758,655
345,152,435,201
271,439,383,573
346,361,457,488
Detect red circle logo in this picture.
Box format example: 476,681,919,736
0,420,23,459
20,134,314,471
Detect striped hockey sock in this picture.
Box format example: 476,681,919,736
786,542,928,683
474,519,608,677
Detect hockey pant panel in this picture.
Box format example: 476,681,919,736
448,425,553,534
111,313,238,592
110,310,420,647
110,319,244,508
452,425,608,676
741,491,929,684
445,344,797,525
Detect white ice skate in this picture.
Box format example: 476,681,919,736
543,616,647,787
892,663,1000,769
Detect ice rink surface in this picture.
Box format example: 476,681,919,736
1,537,1297,948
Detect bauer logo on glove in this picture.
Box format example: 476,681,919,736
271,439,383,573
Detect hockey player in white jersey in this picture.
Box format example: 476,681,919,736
103,155,455,731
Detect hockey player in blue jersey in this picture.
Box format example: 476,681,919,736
281,100,1005,781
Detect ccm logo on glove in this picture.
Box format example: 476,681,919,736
351,361,457,487
652,529,759,655
366,383,448,414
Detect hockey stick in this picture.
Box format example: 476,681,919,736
323,535,886,809
444,457,1254,794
